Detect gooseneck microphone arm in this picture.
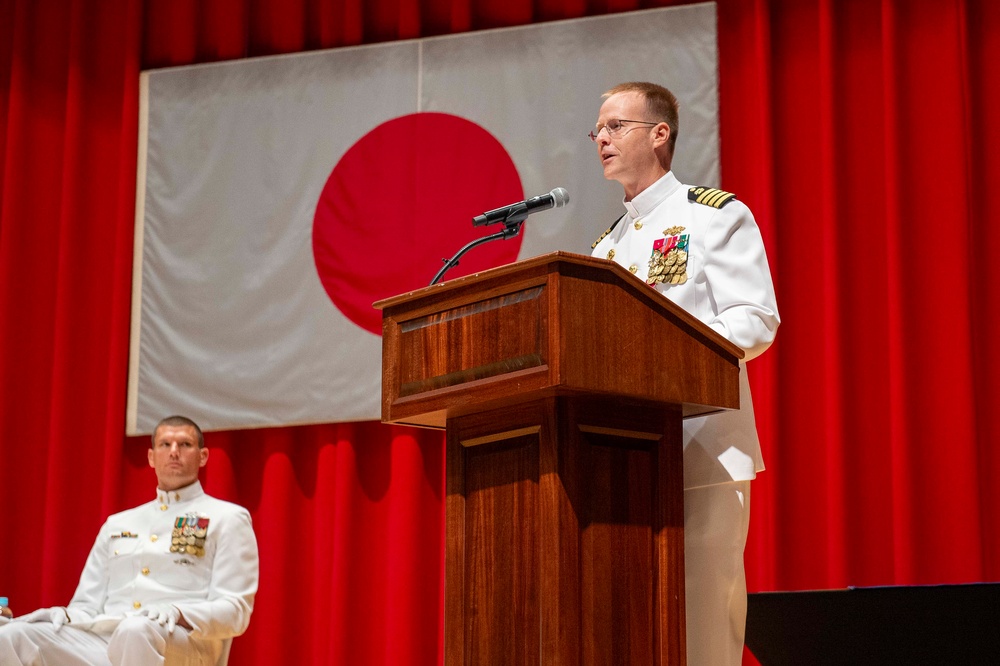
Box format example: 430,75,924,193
429,187,569,287
429,218,524,286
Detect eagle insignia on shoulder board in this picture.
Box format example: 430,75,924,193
688,186,737,209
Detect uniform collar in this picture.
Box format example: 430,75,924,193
623,171,681,219
155,480,205,508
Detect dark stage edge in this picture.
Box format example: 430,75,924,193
746,582,1000,665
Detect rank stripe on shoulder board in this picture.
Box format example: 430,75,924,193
688,186,736,209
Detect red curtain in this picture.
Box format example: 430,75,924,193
1,1,997,664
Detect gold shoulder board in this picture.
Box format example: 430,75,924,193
591,215,624,249
688,186,737,209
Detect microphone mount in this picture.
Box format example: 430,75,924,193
429,188,568,286
429,216,524,286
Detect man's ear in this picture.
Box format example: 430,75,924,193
652,122,671,149
200,447,210,468
148,448,155,468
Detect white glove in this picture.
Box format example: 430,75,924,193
140,604,180,633
65,607,96,631
11,607,70,629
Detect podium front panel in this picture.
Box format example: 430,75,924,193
445,397,685,665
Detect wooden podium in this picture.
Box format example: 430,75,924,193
375,252,743,665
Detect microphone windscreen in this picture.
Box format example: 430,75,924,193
550,187,570,208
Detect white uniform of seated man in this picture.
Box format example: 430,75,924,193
0,415,259,666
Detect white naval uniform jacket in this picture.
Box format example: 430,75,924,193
65,480,258,644
591,171,780,489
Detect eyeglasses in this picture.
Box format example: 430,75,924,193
588,119,660,142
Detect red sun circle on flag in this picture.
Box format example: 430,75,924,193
312,113,525,335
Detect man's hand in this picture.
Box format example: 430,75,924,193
11,607,70,630
140,605,181,633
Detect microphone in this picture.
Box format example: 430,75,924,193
472,188,570,227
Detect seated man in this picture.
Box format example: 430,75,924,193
0,415,259,666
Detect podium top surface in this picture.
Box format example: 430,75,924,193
376,251,744,428
377,252,743,357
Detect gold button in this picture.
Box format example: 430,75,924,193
150,534,158,542
114,550,119,556
629,264,638,274
634,220,643,230
133,601,142,609
607,249,615,260
160,505,168,511
142,568,150,576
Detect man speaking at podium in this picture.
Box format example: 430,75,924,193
590,82,780,665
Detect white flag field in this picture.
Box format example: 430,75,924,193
127,3,720,435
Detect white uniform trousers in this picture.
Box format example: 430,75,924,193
0,617,220,666
684,480,752,666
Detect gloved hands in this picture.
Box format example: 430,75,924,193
140,604,181,633
11,607,70,629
